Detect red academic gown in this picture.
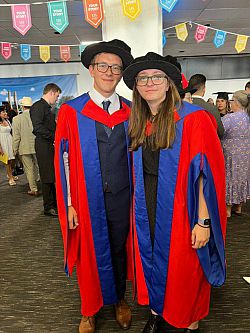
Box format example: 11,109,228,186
54,93,132,316
132,102,227,328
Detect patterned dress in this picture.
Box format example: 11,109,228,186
222,110,250,205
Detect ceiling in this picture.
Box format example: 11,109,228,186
0,0,250,65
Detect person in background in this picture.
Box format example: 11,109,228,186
188,74,224,139
12,97,40,196
30,83,61,216
244,81,250,93
54,40,133,333
222,90,250,217
123,52,227,333
207,98,214,105
2,101,17,123
0,106,16,185
213,92,232,117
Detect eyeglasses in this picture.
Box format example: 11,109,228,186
135,74,168,86
91,62,123,75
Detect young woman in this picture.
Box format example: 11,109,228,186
123,53,227,333
0,106,16,185
222,90,250,217
215,92,231,117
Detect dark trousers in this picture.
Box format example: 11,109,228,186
104,186,130,300
41,182,57,212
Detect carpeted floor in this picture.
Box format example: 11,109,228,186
0,166,249,333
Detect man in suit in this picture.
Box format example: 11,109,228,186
12,97,39,195
30,83,61,216
189,74,224,138
54,40,133,333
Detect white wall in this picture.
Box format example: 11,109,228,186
205,79,249,102
0,62,92,96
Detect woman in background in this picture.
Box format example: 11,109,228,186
222,90,250,217
0,106,16,185
214,92,231,117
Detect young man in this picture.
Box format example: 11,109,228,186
12,97,39,195
189,74,224,139
30,83,61,216
54,40,133,333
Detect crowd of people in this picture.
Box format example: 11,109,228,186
0,40,249,333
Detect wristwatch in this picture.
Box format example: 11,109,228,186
198,217,211,226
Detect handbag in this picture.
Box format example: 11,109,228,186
0,153,8,164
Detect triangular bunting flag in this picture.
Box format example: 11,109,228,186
121,0,142,21
175,23,188,41
39,46,50,63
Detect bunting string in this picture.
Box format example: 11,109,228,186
0,1,249,62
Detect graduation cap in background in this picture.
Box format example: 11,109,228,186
213,92,233,100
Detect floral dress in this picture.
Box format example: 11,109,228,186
222,110,250,204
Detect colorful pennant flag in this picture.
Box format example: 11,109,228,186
47,1,69,34
194,25,208,43
60,45,71,62
39,46,50,63
83,0,104,28
213,30,227,48
235,35,248,53
1,43,12,60
175,23,188,41
11,4,32,36
162,31,167,47
159,0,178,13
20,44,31,61
121,0,142,21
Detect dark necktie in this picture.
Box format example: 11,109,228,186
102,100,112,137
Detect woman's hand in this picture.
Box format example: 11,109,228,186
191,224,210,249
68,205,79,229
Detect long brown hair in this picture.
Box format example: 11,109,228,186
129,78,181,151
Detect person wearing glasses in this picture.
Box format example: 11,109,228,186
54,40,133,333
123,52,227,333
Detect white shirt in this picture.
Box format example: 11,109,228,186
64,88,121,206
192,95,204,99
89,88,121,114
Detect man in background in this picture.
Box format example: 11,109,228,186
245,81,250,93
30,83,61,216
189,74,224,139
12,97,39,196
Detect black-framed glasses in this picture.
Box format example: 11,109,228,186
136,74,168,86
91,62,123,75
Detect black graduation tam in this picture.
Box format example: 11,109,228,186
123,52,182,90
213,92,233,100
81,39,133,69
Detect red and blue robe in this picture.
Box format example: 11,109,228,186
54,93,132,316
132,102,227,328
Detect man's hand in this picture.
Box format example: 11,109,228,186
68,205,78,229
191,224,210,249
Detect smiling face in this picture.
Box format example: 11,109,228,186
0,109,8,121
135,69,169,105
89,52,123,98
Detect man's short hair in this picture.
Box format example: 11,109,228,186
188,74,206,90
245,81,250,90
43,83,62,95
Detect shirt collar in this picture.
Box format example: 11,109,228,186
192,95,204,99
89,87,119,107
